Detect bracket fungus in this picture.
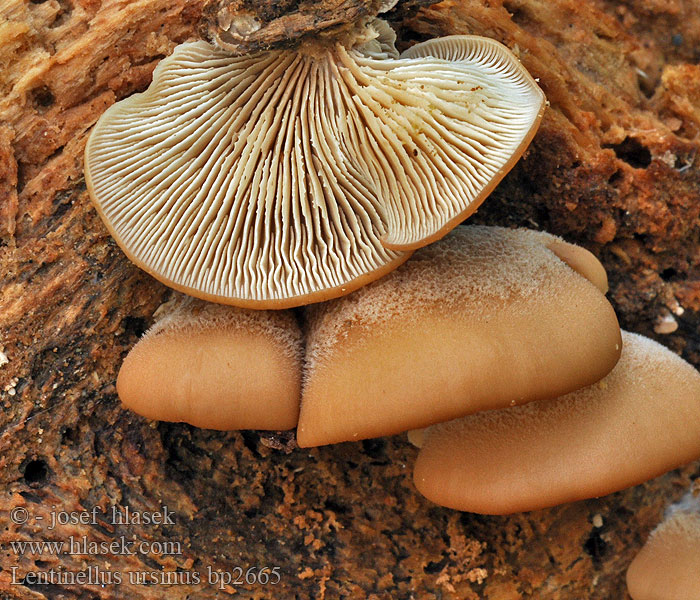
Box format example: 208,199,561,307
412,331,700,514
296,225,621,447
116,297,302,430
84,19,545,307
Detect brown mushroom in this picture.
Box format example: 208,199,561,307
117,297,302,430
413,331,700,514
627,506,700,600
84,20,545,307
546,239,608,294
296,225,621,447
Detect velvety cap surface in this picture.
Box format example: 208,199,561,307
117,298,302,430
297,225,620,447
414,331,700,514
627,510,700,600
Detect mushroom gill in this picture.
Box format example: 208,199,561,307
84,20,545,307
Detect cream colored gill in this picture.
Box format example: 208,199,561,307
85,22,544,307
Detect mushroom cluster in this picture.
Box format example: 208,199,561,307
85,13,700,592
119,225,622,436
117,224,700,518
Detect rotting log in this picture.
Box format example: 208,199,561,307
0,0,699,598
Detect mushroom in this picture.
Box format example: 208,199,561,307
627,499,700,600
84,19,545,307
117,297,302,430
296,225,621,447
546,239,609,294
412,331,700,514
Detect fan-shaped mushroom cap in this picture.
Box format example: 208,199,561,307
627,510,700,600
546,239,608,294
296,225,621,447
117,297,302,430
413,331,700,514
84,21,545,307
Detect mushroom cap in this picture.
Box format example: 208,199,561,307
546,239,609,294
627,510,700,600
117,298,302,430
413,331,700,514
296,225,621,447
84,22,545,307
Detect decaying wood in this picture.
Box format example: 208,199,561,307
199,0,434,53
0,0,699,598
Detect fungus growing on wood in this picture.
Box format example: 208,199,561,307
627,502,700,600
84,20,545,307
296,225,621,447
117,297,302,430
412,331,700,514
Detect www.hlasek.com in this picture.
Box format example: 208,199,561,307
8,504,281,588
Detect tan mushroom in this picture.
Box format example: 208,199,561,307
546,239,608,294
296,225,621,447
117,297,302,430
627,506,700,600
84,20,545,307
413,331,700,514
